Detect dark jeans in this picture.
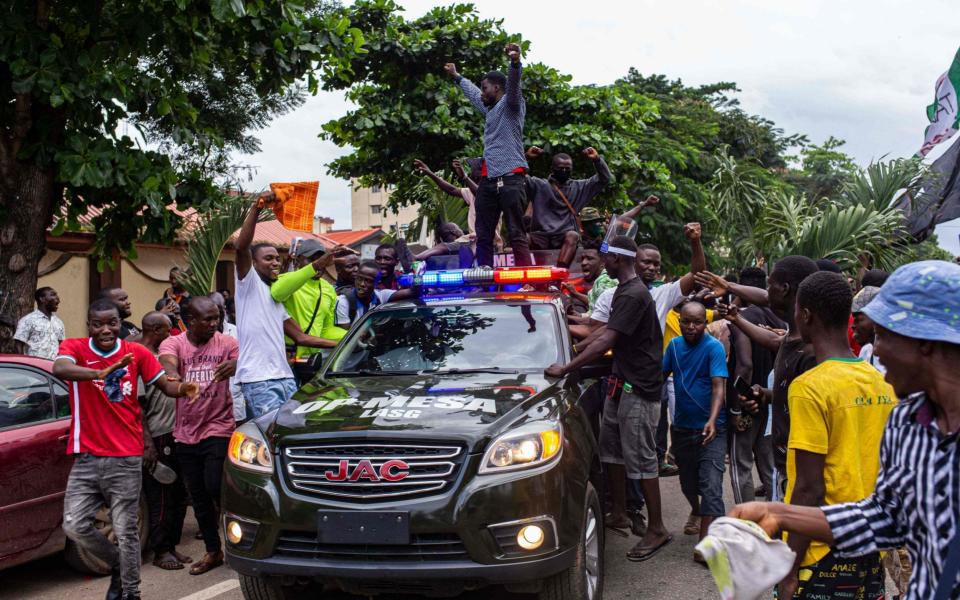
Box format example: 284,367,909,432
177,437,229,553
672,426,726,517
63,454,142,595
143,432,188,556
475,174,531,267
727,409,774,503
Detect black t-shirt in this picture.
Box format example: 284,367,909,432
771,335,817,471
740,305,786,387
605,277,663,399
119,321,140,340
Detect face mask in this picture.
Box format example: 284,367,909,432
551,169,571,183
585,222,604,238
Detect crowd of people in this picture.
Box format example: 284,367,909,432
7,41,959,600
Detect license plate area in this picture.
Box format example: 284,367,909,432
317,510,410,545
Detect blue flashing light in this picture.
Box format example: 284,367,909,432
501,284,522,292
398,273,414,287
423,295,466,303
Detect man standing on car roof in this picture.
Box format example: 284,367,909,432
55,299,198,600
445,42,532,268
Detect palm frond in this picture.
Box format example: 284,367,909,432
841,158,926,212
178,196,274,296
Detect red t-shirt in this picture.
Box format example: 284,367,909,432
57,338,164,457
847,314,862,355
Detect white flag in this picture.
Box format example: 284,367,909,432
919,47,960,157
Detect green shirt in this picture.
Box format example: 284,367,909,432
586,270,616,310
271,264,345,358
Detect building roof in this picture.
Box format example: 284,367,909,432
323,228,384,247
60,203,337,251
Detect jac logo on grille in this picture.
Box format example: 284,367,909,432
324,459,410,482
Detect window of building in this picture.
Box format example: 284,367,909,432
371,185,381,194
370,205,382,214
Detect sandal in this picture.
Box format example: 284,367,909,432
152,553,184,571
189,551,223,575
626,535,673,562
683,514,701,535
172,550,193,564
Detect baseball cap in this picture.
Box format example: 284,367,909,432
580,206,603,222
297,239,326,259
850,286,880,314
862,260,960,345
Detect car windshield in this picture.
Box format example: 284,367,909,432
328,304,560,375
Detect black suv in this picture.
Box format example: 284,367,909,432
222,291,604,599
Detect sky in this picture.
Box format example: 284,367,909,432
236,0,960,254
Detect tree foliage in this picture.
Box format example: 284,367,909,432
0,0,364,346
321,1,806,272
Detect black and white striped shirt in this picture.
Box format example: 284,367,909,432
822,392,959,599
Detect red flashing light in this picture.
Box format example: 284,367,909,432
493,266,568,284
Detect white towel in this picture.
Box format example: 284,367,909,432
695,517,796,600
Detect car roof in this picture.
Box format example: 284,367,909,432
383,291,564,310
0,354,55,373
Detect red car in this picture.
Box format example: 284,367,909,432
0,354,146,574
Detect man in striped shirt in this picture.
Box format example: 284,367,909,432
445,42,531,268
731,260,960,599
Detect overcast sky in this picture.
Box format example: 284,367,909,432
236,0,960,254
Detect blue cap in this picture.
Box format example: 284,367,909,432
862,260,960,345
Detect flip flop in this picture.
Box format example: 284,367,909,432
626,535,673,562
152,555,184,570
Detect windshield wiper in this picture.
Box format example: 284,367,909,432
425,367,521,375
326,369,421,377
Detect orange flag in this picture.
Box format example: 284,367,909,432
269,181,319,233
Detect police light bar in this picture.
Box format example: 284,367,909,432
398,267,569,288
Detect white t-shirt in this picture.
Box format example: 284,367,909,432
590,279,686,330
221,321,245,421
234,271,294,383
335,289,396,327
858,343,887,374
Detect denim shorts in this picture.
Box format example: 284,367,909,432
241,377,298,418
672,426,726,517
599,389,660,479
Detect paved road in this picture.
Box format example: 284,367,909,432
0,477,726,600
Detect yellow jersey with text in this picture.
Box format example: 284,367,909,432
785,358,897,566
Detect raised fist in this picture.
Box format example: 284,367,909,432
643,194,660,207
504,43,521,63
452,159,466,179
684,222,701,241
582,147,599,161
444,63,458,78
413,159,430,174
526,146,544,159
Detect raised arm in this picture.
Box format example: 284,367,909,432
446,62,486,114
696,271,769,307
622,195,660,221
676,223,706,295
452,160,479,195
579,147,613,197
720,304,784,353
236,193,273,279
504,43,523,109
414,159,463,198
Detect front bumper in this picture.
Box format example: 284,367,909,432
221,445,590,586
226,546,577,583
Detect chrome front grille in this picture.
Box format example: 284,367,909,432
282,443,464,502
274,531,467,561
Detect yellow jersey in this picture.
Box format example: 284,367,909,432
785,358,897,566
663,308,715,351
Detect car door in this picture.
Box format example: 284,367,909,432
0,365,73,558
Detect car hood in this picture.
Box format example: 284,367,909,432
265,372,560,449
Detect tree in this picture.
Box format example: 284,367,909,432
0,0,364,349
321,2,804,273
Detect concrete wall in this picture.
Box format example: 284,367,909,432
120,245,184,322
37,252,89,338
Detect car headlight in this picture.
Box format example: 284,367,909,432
479,422,562,474
227,423,273,474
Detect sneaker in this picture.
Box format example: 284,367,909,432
755,485,767,498
683,514,701,536
658,461,679,477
